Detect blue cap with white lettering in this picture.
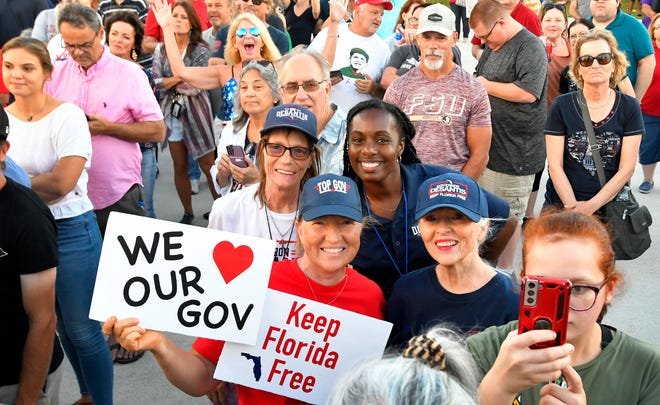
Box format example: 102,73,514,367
299,174,363,222
261,104,318,143
415,172,489,222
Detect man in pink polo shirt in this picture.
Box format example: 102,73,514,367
46,3,165,237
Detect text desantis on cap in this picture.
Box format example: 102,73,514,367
429,180,468,201
314,179,350,194
276,107,308,121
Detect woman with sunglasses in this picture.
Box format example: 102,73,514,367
103,172,386,405
151,1,217,224
558,19,634,96
153,0,281,122
386,0,426,49
466,209,660,404
211,61,281,196
544,29,643,217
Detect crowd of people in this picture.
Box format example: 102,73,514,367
1,0,660,403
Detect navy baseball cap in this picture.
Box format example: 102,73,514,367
261,104,318,144
299,174,363,222
0,106,9,141
415,173,489,222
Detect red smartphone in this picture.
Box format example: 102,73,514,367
226,145,248,168
518,275,572,349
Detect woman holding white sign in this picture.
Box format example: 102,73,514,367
103,139,386,403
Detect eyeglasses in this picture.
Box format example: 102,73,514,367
569,30,588,41
62,30,99,53
476,19,501,41
264,143,313,160
279,80,326,94
236,27,261,39
577,52,613,67
569,280,608,311
240,0,266,5
542,2,566,12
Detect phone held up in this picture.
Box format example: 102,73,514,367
518,275,572,349
226,145,248,168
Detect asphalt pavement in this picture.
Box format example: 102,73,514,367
58,40,660,404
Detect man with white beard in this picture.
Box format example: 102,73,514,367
384,4,492,180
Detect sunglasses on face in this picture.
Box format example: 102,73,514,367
236,27,261,39
241,0,266,5
279,80,326,94
264,143,313,160
577,52,613,67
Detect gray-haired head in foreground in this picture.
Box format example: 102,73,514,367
327,326,479,405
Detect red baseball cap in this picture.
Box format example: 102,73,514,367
354,0,393,10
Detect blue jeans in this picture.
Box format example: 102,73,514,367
55,211,113,405
188,153,201,180
141,148,158,218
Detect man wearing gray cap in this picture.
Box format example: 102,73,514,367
384,4,492,181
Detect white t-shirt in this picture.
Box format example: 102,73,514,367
208,184,299,262
7,103,94,220
308,24,390,113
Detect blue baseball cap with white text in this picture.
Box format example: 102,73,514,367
299,174,363,222
415,173,488,222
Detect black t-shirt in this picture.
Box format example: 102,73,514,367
211,24,290,59
0,178,63,385
285,2,319,47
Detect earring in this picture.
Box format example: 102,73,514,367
397,154,402,163
131,48,138,62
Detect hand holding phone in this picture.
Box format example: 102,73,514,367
226,145,248,168
518,276,571,349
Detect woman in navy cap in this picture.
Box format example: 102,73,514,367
386,172,519,347
103,173,385,404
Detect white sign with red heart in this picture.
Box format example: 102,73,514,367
89,212,275,345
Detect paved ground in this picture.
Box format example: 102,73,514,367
58,40,660,404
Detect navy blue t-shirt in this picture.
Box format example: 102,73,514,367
544,91,644,204
386,265,520,347
350,163,511,297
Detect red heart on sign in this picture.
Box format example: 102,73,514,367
213,241,254,284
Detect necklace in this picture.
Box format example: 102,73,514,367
300,265,349,305
362,179,409,276
581,89,612,109
18,99,48,122
264,201,298,262
366,192,400,212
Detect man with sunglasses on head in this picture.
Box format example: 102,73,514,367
590,0,655,101
469,0,547,278
208,0,292,64
385,4,492,181
308,0,392,113
470,0,541,60
278,46,347,175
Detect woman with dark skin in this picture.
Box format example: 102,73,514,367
342,100,516,296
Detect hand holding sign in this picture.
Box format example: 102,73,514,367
103,316,157,353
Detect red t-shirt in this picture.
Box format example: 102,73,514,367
641,44,660,117
192,259,386,405
144,0,211,41
471,1,542,46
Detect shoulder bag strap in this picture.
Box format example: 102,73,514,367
577,91,607,187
